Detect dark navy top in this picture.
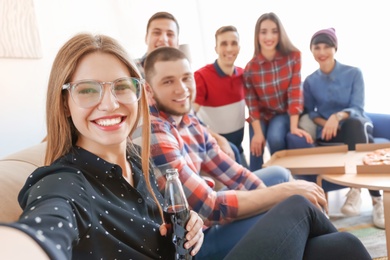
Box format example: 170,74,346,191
5,145,174,259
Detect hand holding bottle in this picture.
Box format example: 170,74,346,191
163,168,193,260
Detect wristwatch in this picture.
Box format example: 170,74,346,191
335,112,343,121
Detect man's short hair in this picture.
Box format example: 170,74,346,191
146,11,180,35
144,47,188,82
215,25,238,42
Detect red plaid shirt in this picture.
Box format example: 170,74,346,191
146,106,263,225
243,51,303,123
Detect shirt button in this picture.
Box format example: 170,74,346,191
138,198,143,203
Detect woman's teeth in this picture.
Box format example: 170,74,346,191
95,117,121,126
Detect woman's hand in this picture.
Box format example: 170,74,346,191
185,210,204,256
291,128,314,144
159,210,204,257
321,115,339,140
251,133,265,157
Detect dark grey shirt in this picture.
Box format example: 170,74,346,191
5,145,173,259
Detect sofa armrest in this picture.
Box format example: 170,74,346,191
0,161,38,222
367,112,390,140
0,142,46,222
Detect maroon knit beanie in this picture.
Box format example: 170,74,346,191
310,28,338,50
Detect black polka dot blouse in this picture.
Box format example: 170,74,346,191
2,145,174,259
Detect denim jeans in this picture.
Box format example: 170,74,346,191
196,166,291,259
249,114,290,171
228,141,241,165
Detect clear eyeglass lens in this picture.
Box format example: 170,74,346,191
70,77,141,108
113,78,140,104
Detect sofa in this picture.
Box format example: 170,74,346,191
367,112,390,143
1,113,390,223
0,142,46,222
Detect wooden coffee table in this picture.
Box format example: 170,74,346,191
264,143,390,257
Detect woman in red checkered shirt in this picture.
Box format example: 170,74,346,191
243,12,313,171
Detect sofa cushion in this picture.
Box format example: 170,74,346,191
298,114,316,140
0,142,46,222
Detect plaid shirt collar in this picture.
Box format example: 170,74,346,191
255,50,283,64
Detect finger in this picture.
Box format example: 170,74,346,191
185,211,197,231
296,131,303,137
318,197,328,213
332,128,338,137
185,214,204,249
189,231,204,256
315,187,328,212
159,224,167,237
254,146,259,156
250,143,256,155
185,211,203,237
305,134,313,144
255,146,262,156
252,144,260,156
321,130,326,140
185,225,202,248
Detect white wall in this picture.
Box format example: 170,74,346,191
0,0,202,157
1,0,389,157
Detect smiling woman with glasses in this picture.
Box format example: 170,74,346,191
0,33,204,259
62,77,144,108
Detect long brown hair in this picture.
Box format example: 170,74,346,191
253,12,299,57
44,33,162,218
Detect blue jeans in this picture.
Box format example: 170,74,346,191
196,166,291,259
249,114,290,171
228,141,241,165
224,195,371,260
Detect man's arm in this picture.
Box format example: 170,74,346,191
147,116,327,224
234,180,327,219
147,117,263,224
208,129,236,161
192,104,236,161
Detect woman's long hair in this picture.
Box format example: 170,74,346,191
253,12,299,57
44,33,162,218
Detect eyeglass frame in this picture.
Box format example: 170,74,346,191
62,77,145,108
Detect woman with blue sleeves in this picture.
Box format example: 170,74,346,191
298,28,384,229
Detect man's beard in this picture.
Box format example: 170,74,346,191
154,96,191,116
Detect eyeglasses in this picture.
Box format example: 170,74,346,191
62,77,144,108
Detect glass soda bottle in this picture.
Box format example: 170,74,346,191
163,168,192,260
